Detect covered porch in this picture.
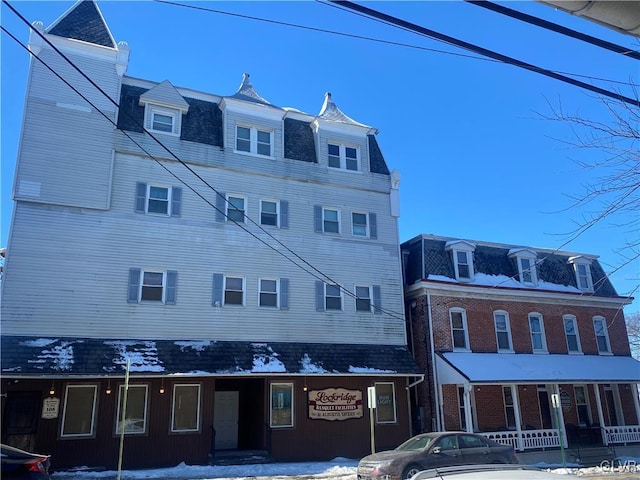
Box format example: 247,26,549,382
435,352,640,451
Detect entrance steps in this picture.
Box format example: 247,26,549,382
570,446,617,467
209,450,275,466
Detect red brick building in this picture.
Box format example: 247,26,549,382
401,234,640,452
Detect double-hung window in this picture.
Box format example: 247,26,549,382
494,311,513,352
563,315,582,353
171,384,201,432
528,313,547,353
593,316,611,354
270,383,293,427
323,208,340,233
569,256,594,292
316,281,342,311
226,195,246,223
450,308,470,350
236,125,273,157
355,285,371,312
115,384,148,434
61,385,97,437
259,199,288,228
128,268,177,304
224,276,245,306
135,183,182,216
148,107,179,135
351,212,377,239
503,386,516,429
259,279,279,308
574,386,591,426
328,143,359,171
445,241,476,282
509,249,538,286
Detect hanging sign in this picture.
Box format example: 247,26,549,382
308,388,363,420
42,397,60,419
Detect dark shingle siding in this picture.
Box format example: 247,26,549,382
181,98,223,146
423,239,453,279
368,135,390,175
284,118,317,163
474,246,515,278
117,84,145,133
1,337,419,376
49,0,115,48
116,85,223,147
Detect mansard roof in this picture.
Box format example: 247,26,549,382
48,0,116,48
1,336,420,377
402,234,621,298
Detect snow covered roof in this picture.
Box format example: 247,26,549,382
437,352,640,384
1,336,420,377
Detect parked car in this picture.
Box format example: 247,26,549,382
410,464,565,479
357,432,518,480
1,443,51,479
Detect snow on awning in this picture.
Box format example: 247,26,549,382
437,352,640,384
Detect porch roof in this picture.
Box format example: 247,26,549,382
0,335,420,377
437,351,640,384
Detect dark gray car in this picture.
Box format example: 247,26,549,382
357,432,518,480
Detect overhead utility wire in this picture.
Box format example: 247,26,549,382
328,1,639,108
2,1,407,322
465,0,640,61
159,0,632,87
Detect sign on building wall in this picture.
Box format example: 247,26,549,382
41,397,60,419
308,388,363,420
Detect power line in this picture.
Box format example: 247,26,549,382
328,0,639,108
157,0,634,88
465,0,640,61
1,1,408,323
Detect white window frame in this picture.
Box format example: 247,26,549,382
569,256,594,292
327,142,360,171
140,270,167,303
226,194,247,223
528,313,548,353
145,185,172,215
351,211,368,237
171,384,201,433
223,276,245,306
260,199,279,227
115,384,148,435
270,383,294,428
324,283,343,311
259,278,279,308
450,308,470,351
518,256,538,286
148,106,179,136
355,285,372,313
322,207,341,234
375,382,397,424
494,310,514,352
60,384,97,438
593,316,612,355
235,124,273,157
563,314,583,354
445,241,476,282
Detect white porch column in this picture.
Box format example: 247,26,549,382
552,384,567,448
464,384,473,433
511,384,524,451
631,383,640,427
593,383,608,446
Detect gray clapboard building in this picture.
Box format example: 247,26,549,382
1,0,420,470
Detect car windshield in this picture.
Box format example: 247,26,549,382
395,434,436,451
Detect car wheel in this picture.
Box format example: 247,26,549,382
402,464,422,480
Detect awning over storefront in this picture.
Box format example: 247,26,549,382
437,351,640,384
1,335,421,377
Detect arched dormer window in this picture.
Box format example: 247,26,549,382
508,248,538,287
445,240,476,282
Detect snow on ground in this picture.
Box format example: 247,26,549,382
51,456,640,479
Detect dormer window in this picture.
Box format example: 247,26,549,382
236,125,273,157
569,256,594,292
145,106,181,135
508,249,538,286
445,240,476,282
328,143,359,171
139,80,190,137
152,110,174,133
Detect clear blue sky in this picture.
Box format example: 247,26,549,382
2,1,638,314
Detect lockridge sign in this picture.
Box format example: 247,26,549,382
308,388,363,420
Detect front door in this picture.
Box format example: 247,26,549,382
538,387,553,429
2,391,42,451
214,391,239,450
